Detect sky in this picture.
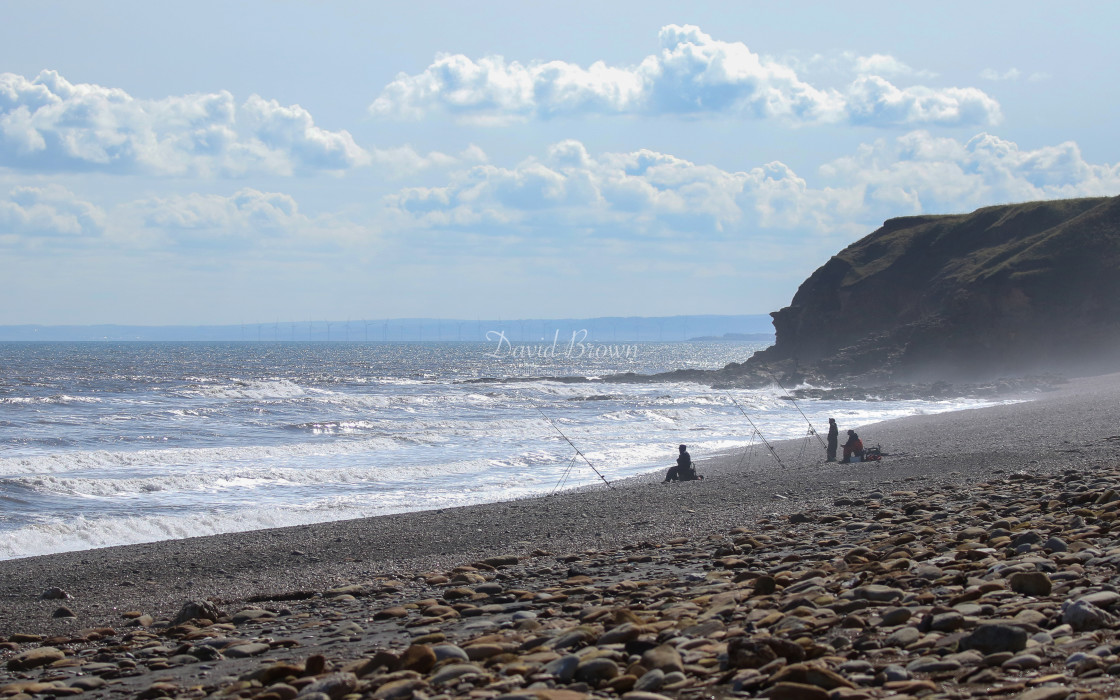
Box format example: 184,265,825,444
1,1,1118,326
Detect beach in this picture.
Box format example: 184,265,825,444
2,372,1119,698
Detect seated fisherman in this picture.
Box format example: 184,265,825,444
842,430,864,462
663,444,696,482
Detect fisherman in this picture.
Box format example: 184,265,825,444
663,444,697,482
842,430,864,462
826,418,838,462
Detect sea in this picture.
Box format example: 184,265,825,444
0,341,1008,561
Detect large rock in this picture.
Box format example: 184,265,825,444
7,647,64,671
1009,572,1052,596
960,624,1028,654
172,600,222,625
640,645,684,674
1061,599,1116,631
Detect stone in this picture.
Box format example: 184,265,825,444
1043,536,1068,552
69,677,106,691
7,647,64,671
929,612,965,632
769,663,855,690
575,658,620,683
465,643,506,660
137,682,179,699
727,637,777,669
599,622,641,645
431,643,469,663
1076,591,1120,609
172,600,221,625
544,655,580,683
879,607,912,626
1016,688,1071,700
51,606,76,618
374,606,409,620
400,644,437,673
1003,654,1044,670
372,678,427,700
1009,571,1053,596
298,673,358,700
633,669,665,692
550,627,595,650
225,642,270,658
881,665,910,682
884,626,920,648
1062,599,1116,631
762,681,830,700
232,608,277,624
848,585,904,602
621,693,674,700
430,664,486,685
960,624,1028,654
906,657,961,673
640,644,684,674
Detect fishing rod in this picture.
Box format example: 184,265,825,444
769,372,826,449
535,406,615,490
725,393,785,468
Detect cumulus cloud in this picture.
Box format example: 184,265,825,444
135,188,305,234
0,184,105,237
119,188,373,250
371,25,1000,127
0,70,372,176
242,96,369,171
851,53,932,78
386,139,857,238
821,131,1120,217
387,134,1120,243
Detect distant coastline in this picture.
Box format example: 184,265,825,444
0,314,773,343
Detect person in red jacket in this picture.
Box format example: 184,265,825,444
842,430,864,462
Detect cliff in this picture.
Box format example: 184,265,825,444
751,195,1120,381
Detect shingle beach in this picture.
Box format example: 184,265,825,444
3,372,1120,699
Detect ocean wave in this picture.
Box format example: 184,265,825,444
0,436,407,477
0,395,103,405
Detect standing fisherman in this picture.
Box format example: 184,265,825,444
826,418,838,462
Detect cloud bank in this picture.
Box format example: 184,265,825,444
0,70,454,177
0,184,105,239
371,25,1001,127
388,133,1120,242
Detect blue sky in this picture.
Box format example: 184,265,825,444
2,1,1118,325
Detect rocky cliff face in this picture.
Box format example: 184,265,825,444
752,196,1120,381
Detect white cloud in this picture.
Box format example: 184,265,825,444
852,53,933,78
387,134,1120,244
387,139,858,239
0,70,374,176
120,188,372,249
0,184,105,237
371,25,1000,127
242,96,369,171
135,188,303,233
980,68,1022,81
821,131,1120,217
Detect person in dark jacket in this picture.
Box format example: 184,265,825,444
663,444,695,482
842,430,864,462
826,418,838,462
